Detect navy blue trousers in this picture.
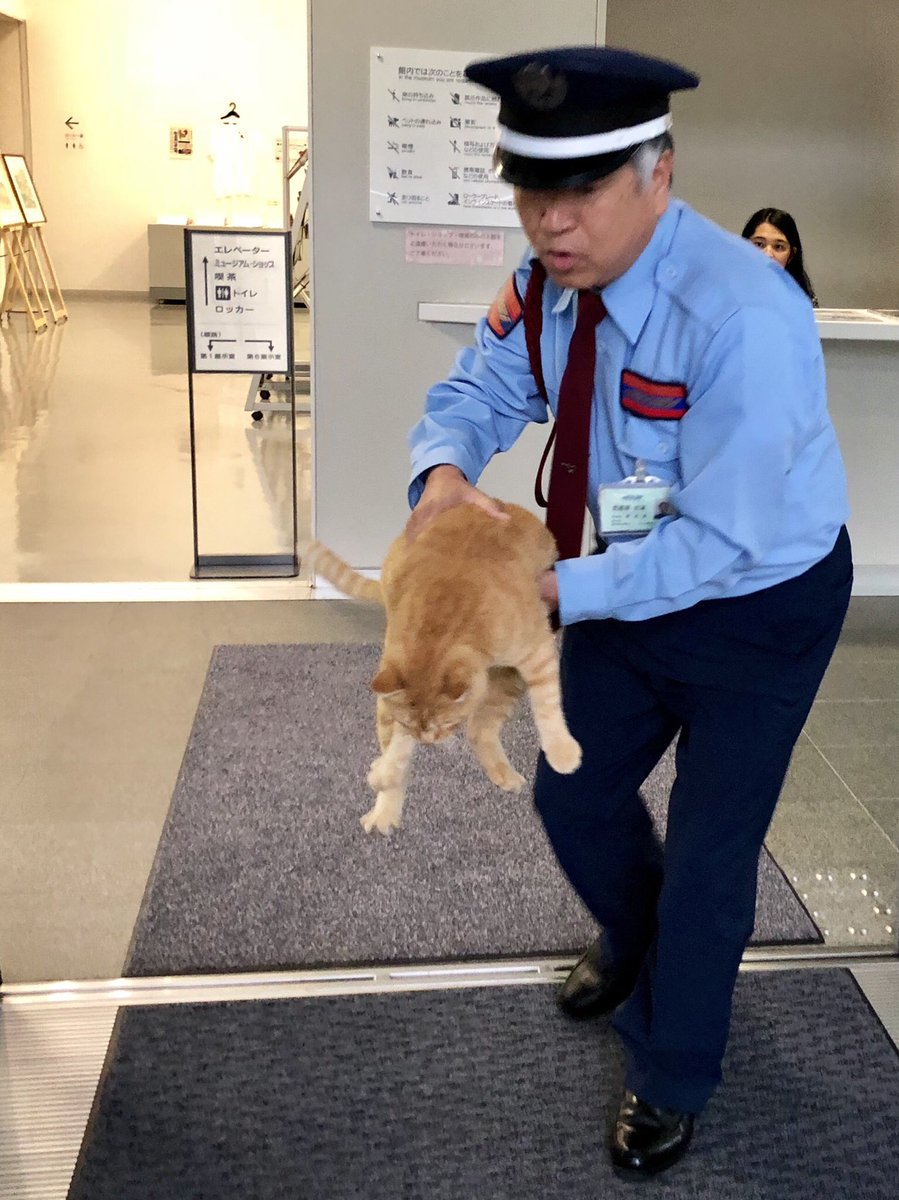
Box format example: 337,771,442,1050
534,528,853,1114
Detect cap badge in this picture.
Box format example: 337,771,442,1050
514,63,568,110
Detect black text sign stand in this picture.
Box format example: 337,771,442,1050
184,227,298,578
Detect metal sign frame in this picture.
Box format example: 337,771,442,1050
184,226,298,579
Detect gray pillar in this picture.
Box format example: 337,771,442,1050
309,1,603,565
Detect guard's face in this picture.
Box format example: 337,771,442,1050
515,150,673,291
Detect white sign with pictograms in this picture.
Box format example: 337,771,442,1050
184,228,292,374
369,46,518,228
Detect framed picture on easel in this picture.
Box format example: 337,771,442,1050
0,160,24,227
0,151,65,329
2,153,46,225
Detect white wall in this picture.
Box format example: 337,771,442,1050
0,1,27,18
24,0,308,291
0,5,28,296
310,0,603,566
0,13,27,160
607,0,899,310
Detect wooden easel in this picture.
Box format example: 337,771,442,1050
1,154,67,329
0,222,48,332
25,224,66,323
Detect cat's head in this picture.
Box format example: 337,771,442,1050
371,648,487,743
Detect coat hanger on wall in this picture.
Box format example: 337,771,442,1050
220,101,240,120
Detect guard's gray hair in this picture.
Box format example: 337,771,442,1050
631,131,674,189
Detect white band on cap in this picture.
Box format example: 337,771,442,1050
497,113,672,159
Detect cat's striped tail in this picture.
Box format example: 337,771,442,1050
302,540,383,604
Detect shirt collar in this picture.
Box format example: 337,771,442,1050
523,261,577,317
601,200,682,344
550,285,575,317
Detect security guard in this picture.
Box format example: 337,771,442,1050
406,46,852,1177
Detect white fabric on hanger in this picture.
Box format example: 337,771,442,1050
209,121,255,199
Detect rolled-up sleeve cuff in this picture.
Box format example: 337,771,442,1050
554,555,609,625
407,450,482,509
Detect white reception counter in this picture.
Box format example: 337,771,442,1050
417,304,899,594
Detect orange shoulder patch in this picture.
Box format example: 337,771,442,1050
486,274,524,340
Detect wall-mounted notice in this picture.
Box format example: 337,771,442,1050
370,46,518,228
170,127,193,156
184,228,292,375
405,227,504,266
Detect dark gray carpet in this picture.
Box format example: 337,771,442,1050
125,644,819,976
68,969,897,1199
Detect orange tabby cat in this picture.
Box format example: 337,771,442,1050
304,502,581,834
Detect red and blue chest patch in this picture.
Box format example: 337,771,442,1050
620,369,688,420
486,274,524,340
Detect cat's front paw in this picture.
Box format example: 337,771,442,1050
545,733,582,775
360,792,403,835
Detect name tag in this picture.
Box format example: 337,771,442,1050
599,460,672,537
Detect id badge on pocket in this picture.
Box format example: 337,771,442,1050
599,460,672,537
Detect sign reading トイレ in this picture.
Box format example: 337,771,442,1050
184,228,292,374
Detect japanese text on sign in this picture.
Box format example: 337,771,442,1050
405,227,504,266
370,46,519,229
185,229,292,375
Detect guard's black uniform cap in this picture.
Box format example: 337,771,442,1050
465,46,698,190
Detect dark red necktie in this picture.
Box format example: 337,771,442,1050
539,288,607,560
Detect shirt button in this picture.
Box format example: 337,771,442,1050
665,266,677,279
658,441,669,454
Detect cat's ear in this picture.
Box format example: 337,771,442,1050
372,662,405,696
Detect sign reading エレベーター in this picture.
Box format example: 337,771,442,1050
184,228,292,375
370,47,518,228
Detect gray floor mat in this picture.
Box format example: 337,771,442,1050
68,969,897,1199
125,644,819,976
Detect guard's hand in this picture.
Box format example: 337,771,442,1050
405,464,509,542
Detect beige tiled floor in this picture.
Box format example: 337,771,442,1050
0,296,310,581
0,297,896,987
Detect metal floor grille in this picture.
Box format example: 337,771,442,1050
0,1004,118,1200
2,954,897,1200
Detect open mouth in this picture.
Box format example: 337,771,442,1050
545,250,578,271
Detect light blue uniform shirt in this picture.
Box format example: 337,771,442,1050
408,199,849,624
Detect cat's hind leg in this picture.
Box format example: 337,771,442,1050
467,666,527,792
516,634,582,775
363,725,416,835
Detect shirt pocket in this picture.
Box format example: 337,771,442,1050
618,370,685,475
619,413,681,465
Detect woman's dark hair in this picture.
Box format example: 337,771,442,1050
741,207,817,306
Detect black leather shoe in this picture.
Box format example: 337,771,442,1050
609,1090,695,1176
557,938,641,1018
